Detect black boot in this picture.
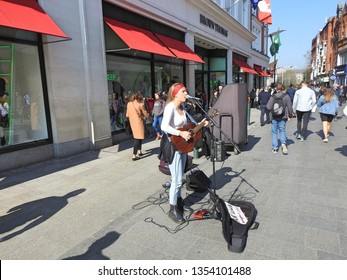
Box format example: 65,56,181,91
177,197,185,214
168,205,185,224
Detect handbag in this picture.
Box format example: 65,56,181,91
124,117,132,135
158,133,176,164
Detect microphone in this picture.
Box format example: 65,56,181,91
186,95,202,102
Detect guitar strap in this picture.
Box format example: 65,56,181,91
183,106,197,125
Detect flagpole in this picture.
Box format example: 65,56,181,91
274,53,276,84
267,29,285,85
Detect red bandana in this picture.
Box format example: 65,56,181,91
172,84,185,97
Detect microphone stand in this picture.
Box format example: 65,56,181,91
189,99,241,220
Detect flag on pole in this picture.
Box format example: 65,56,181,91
270,34,281,56
250,0,262,10
258,0,272,25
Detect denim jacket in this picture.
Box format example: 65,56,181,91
317,95,339,116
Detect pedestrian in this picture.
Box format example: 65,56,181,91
266,83,293,155
249,88,256,108
126,92,152,161
0,96,9,146
209,89,219,109
317,87,339,143
292,81,316,141
286,84,296,104
258,86,271,126
161,83,207,223
152,91,165,140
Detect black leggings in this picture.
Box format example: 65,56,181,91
133,139,142,155
296,110,311,138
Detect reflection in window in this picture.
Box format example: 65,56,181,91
0,41,48,148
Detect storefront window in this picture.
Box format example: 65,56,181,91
0,41,48,148
154,60,183,94
106,55,152,132
209,57,226,98
210,57,226,71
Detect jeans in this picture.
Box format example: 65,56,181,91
152,115,163,135
271,118,287,149
169,151,187,205
260,105,270,124
296,110,311,138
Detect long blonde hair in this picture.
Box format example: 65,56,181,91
166,83,180,103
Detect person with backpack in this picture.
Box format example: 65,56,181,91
266,83,293,155
292,81,316,141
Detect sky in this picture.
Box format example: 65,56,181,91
268,0,341,70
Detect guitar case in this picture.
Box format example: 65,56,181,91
218,197,259,253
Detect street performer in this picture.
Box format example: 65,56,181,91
161,83,208,223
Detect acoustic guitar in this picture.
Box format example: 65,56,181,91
171,110,218,153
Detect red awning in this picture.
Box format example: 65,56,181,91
104,17,175,58
0,0,68,38
233,59,258,74
155,33,205,64
254,65,270,77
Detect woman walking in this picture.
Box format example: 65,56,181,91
317,87,339,143
152,91,165,140
126,92,152,160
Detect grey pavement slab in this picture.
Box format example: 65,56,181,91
1,107,347,260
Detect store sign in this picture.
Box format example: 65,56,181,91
107,73,117,81
200,14,228,37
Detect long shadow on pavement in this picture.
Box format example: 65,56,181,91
62,231,120,260
0,189,85,242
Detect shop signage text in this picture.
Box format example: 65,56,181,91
200,14,228,37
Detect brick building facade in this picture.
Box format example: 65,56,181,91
311,2,347,86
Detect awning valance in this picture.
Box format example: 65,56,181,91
154,33,205,64
233,59,258,74
0,0,68,38
104,17,175,58
254,65,270,77
104,17,204,63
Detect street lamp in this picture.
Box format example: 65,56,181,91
266,29,286,84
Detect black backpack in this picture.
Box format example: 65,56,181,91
271,93,285,118
218,198,259,253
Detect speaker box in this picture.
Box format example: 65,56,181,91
212,140,226,162
186,170,211,192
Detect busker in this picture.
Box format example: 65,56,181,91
161,83,208,223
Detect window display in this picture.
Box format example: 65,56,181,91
0,41,48,148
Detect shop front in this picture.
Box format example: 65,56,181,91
334,64,347,85
102,2,204,133
0,0,70,162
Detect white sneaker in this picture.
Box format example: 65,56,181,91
323,138,328,143
281,144,288,155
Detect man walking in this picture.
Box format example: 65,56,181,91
292,81,316,141
266,83,293,155
258,86,271,126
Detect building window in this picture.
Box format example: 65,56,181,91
0,41,49,149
